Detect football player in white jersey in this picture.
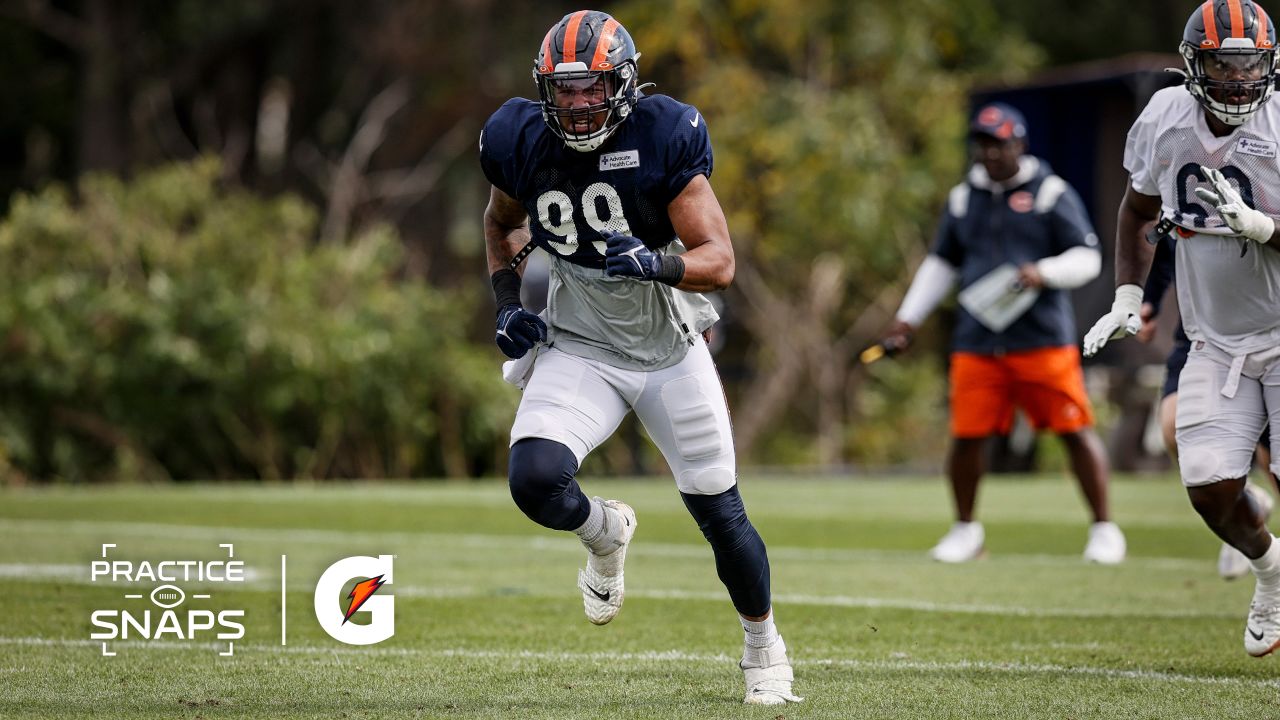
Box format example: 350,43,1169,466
1084,0,1280,657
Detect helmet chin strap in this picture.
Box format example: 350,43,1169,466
1210,106,1253,125
1204,82,1274,125
563,116,619,152
564,131,614,152
1209,106,1259,125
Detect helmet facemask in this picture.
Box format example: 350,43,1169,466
1181,36,1279,126
535,60,638,152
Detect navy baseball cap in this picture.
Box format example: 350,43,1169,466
970,102,1028,141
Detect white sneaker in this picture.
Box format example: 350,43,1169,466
576,498,636,625
1220,485,1273,580
741,636,803,705
1248,481,1276,517
1245,592,1280,657
929,522,985,563
1083,521,1126,564
1219,544,1251,580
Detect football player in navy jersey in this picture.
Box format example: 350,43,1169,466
479,10,801,705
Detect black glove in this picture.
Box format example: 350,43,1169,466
495,304,547,359
602,230,685,285
603,230,661,279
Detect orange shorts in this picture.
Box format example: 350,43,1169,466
948,346,1095,438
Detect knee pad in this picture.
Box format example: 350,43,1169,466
677,466,737,495
1177,443,1249,486
681,486,771,617
1180,446,1224,487
511,411,584,462
664,386,736,495
508,438,589,531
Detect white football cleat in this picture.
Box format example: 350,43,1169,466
576,498,636,625
1219,544,1251,580
929,521,985,563
1247,481,1276,517
1083,521,1126,565
741,636,803,705
1245,595,1280,657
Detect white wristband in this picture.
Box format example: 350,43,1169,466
1246,212,1275,244
1113,284,1143,316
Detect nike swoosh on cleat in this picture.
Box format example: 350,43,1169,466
587,585,610,602
1250,627,1265,641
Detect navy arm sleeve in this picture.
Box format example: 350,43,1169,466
1142,235,1176,314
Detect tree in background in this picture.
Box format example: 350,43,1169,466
0,1,581,482
0,0,582,273
0,1,1064,478
616,0,1040,465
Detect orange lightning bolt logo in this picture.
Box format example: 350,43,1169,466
342,575,386,624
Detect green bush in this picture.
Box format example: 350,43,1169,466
0,158,512,482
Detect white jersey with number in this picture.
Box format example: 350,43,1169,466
1125,86,1280,354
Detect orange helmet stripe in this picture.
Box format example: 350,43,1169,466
538,28,555,73
562,10,588,64
591,18,620,70
1258,5,1272,46
1228,0,1245,37
1203,1,1221,46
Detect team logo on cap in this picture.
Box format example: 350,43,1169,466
978,106,1004,126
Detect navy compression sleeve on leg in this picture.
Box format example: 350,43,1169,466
508,438,591,531
681,486,772,617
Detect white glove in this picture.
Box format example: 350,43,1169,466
1082,284,1144,357
1194,165,1274,243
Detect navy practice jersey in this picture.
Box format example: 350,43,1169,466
934,157,1099,353
480,93,712,269
479,93,720,371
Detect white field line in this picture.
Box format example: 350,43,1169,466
0,636,1275,690
0,518,1211,571
3,484,1212,529
632,589,1240,620
0,563,1240,619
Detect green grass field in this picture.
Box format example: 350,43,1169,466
3,474,1277,719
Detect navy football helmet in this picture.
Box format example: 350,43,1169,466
533,11,641,152
1179,0,1279,125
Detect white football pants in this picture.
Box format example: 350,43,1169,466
510,336,736,495
1176,340,1280,486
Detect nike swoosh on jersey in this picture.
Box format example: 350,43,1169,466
689,112,700,128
